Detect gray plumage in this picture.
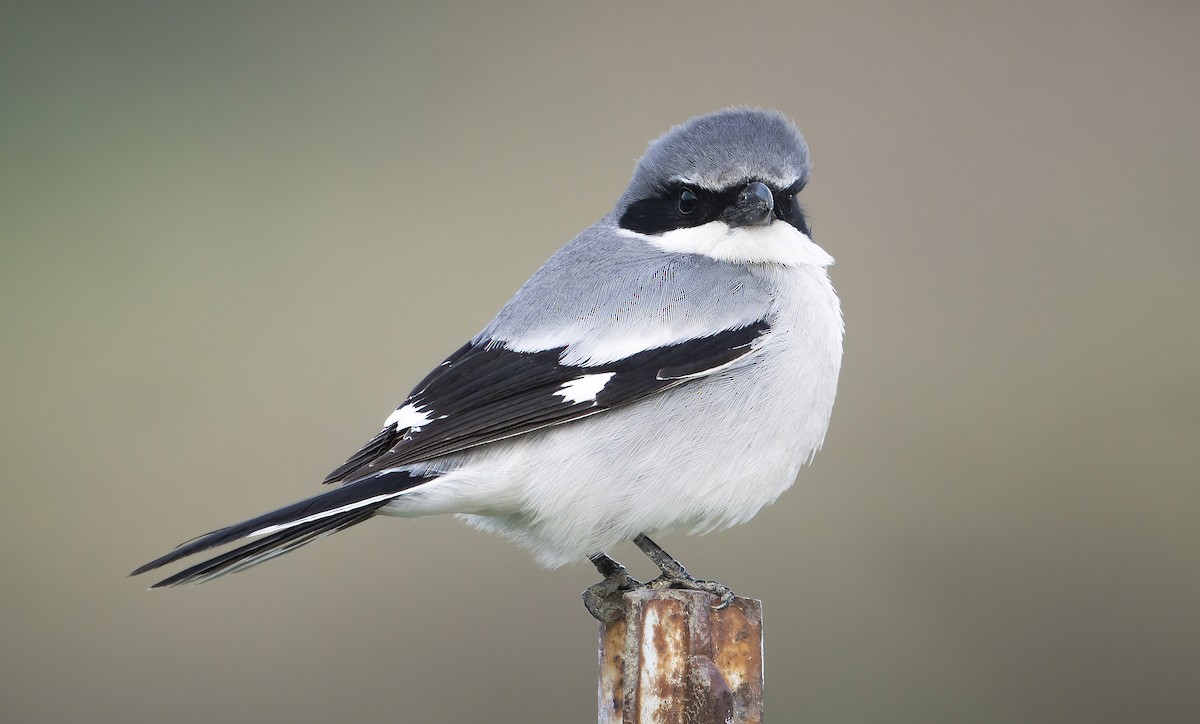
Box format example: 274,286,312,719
620,107,811,208
132,107,844,595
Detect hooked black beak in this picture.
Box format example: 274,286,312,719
721,181,774,227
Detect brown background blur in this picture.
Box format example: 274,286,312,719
2,2,1198,722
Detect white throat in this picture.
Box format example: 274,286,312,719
621,221,833,267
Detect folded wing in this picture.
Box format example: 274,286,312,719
324,319,771,484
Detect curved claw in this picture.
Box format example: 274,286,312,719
628,534,735,609
582,563,642,624
646,574,735,609
712,585,735,610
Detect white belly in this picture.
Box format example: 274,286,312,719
385,263,843,566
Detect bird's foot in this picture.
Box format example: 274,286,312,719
583,554,642,624
631,534,734,609
645,572,736,610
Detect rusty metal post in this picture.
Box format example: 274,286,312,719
598,589,764,723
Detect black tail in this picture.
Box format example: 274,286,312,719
131,470,430,588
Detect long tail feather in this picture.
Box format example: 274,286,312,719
147,507,379,587
131,470,429,585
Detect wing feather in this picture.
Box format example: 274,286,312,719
324,320,770,483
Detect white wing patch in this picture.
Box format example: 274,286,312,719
385,403,434,431
554,372,616,405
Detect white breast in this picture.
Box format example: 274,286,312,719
386,248,844,567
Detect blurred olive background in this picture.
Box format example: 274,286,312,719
3,2,1198,722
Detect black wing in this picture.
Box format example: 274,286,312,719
323,320,770,484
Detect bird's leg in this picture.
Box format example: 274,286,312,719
582,552,642,624
633,534,735,609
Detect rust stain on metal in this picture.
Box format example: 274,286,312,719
599,589,763,723
710,598,764,723
638,595,689,723
598,616,628,724
686,655,734,724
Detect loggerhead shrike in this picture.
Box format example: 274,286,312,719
132,108,844,622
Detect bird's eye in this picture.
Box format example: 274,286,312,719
677,188,698,214
775,191,799,220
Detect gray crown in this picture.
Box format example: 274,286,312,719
618,107,811,211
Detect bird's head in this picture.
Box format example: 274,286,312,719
615,108,827,268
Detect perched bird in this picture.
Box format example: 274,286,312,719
132,108,844,622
